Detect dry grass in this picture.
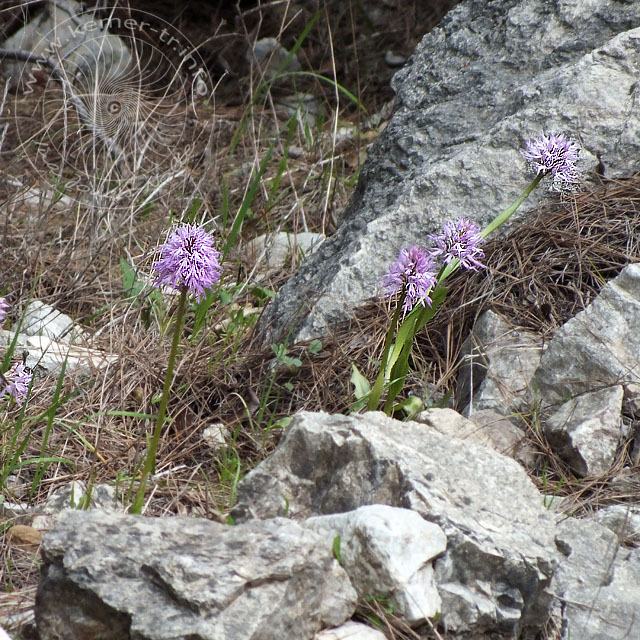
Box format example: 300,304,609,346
1,1,639,638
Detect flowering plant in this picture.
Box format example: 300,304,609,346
0,360,33,406
361,132,580,415
0,299,34,407
131,223,222,514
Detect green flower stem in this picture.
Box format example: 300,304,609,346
367,290,406,412
480,173,543,238
131,287,188,514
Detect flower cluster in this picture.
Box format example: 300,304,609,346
382,247,438,316
0,361,33,406
429,218,485,271
521,132,580,190
383,218,485,315
153,223,222,301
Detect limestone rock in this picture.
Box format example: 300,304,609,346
315,622,385,640
535,264,640,408
22,300,79,343
36,510,357,640
0,299,116,377
244,232,325,273
418,407,537,467
552,517,640,640
28,482,121,532
456,311,543,416
256,0,640,344
544,386,624,477
306,505,446,625
233,411,557,636
0,329,117,377
590,504,640,546
201,423,230,453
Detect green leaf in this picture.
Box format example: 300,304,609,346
350,364,371,400
120,258,144,299
270,417,292,430
384,340,413,415
308,339,322,355
285,356,302,369
386,312,417,378
396,395,424,418
250,285,276,302
332,535,342,564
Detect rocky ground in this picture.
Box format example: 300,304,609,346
2,1,640,639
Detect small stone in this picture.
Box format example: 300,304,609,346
246,37,301,82
384,50,406,67
315,621,386,640
202,423,228,452
23,301,77,343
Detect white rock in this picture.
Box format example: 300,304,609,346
23,300,77,343
232,411,557,635
244,232,325,271
276,92,325,130
36,511,357,639
384,50,406,67
202,423,229,452
315,621,386,640
305,504,446,625
0,330,117,376
590,504,640,543
552,517,640,640
30,482,121,532
0,625,13,640
1,0,132,89
535,264,640,408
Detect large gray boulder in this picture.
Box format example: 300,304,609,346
35,510,357,640
257,0,640,345
232,411,557,637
